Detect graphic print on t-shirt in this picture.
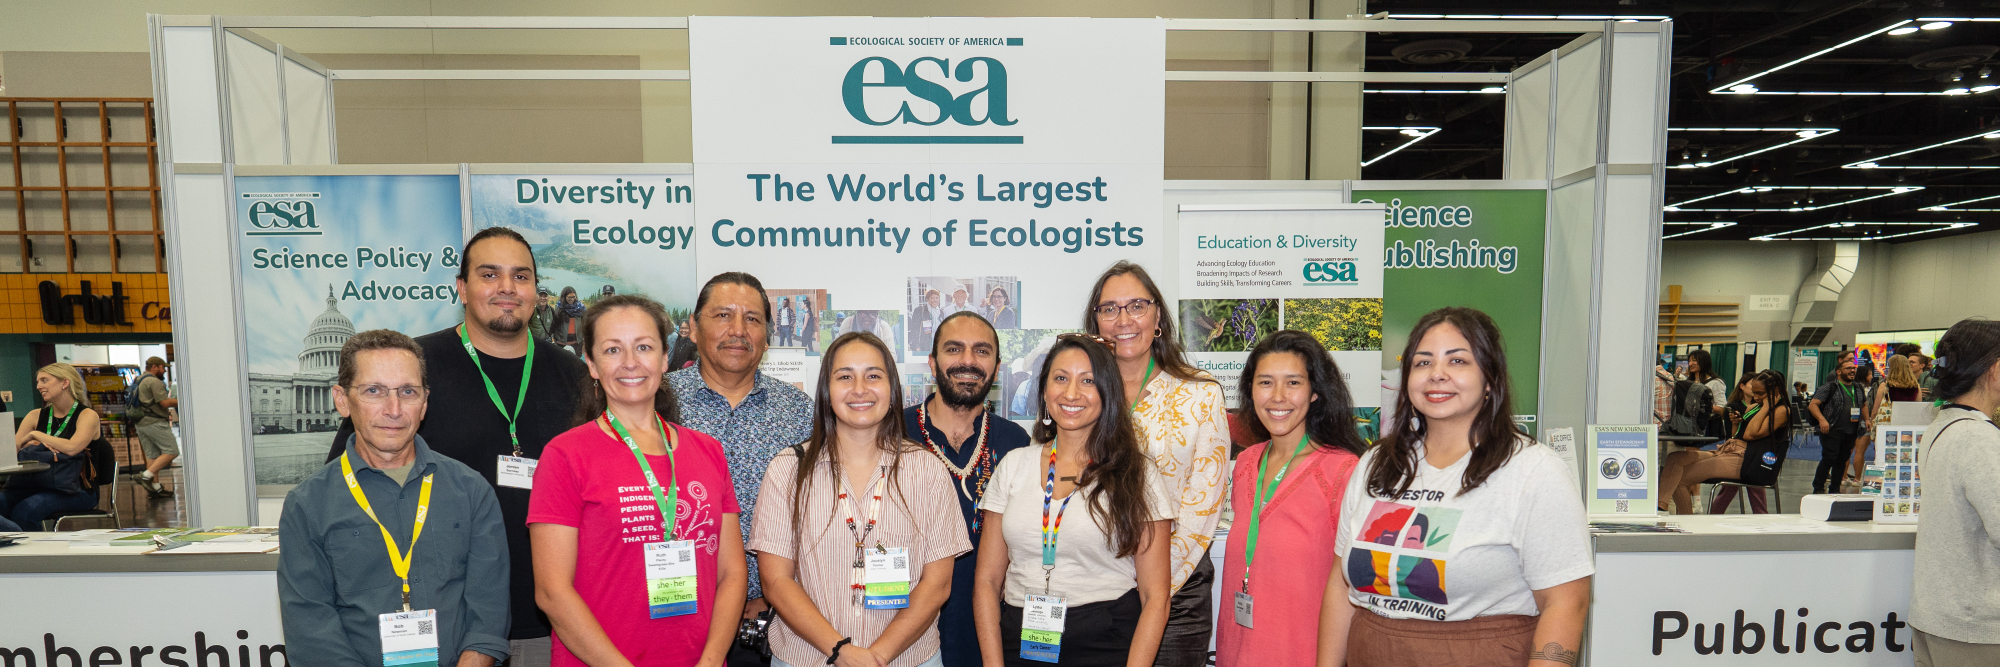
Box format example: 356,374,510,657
1346,499,1463,619
618,478,718,551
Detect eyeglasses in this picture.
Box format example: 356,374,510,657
1056,333,1116,349
1092,298,1155,320
346,384,428,405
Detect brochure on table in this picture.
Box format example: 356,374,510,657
1585,424,1657,518
1868,424,1923,524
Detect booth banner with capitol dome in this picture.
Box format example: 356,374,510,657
236,174,465,486
688,16,1165,393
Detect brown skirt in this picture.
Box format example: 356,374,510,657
1347,611,1538,667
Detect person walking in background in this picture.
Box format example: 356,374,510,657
1809,356,1867,494
1910,319,2000,665
751,332,969,667
1214,331,1366,667
530,295,746,666
667,272,816,650
554,286,587,357
1330,308,1591,667
1082,262,1230,666
904,312,1033,667
973,334,1176,667
0,363,104,531
531,287,557,345
132,356,180,498
323,227,592,666
279,330,511,667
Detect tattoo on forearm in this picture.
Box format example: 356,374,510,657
1528,642,1579,666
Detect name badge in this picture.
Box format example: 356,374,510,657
863,547,911,610
1849,407,1861,422
378,609,440,667
1233,591,1255,628
496,456,537,490
1020,594,1066,663
645,540,699,618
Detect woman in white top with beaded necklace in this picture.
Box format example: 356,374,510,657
1079,262,1231,667
751,332,971,667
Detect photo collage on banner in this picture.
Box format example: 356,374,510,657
689,16,1166,404
1174,205,1386,428
238,173,464,486
1354,189,1546,425
1869,424,1924,523
468,171,699,362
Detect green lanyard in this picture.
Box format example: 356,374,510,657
459,324,534,457
1130,358,1157,412
44,403,78,436
1736,405,1760,439
604,410,679,540
1240,432,1314,592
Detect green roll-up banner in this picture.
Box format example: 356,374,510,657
1355,188,1547,416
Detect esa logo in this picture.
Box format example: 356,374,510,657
842,57,1015,126
244,194,323,235
1303,259,1358,284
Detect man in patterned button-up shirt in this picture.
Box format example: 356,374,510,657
666,272,814,623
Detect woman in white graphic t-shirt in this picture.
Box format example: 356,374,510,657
1322,307,1593,667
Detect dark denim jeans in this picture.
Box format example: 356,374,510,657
0,486,100,530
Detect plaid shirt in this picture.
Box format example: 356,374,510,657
1653,368,1676,426
666,362,815,599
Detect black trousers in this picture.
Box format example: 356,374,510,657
1152,547,1215,667
1000,589,1143,667
1813,429,1859,494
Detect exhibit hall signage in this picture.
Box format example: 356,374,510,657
1354,188,1546,417
234,174,464,486
470,171,700,325
1174,204,1385,412
690,16,1165,392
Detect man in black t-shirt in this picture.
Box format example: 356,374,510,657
327,227,589,666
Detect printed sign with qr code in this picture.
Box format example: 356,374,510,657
1615,500,1629,513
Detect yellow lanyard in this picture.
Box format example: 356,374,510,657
340,452,435,612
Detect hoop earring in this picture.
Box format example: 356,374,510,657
1042,415,1053,425
1153,327,1162,338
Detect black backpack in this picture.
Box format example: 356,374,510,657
1665,380,1714,437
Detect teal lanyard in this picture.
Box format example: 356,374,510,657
459,324,534,456
1240,432,1313,592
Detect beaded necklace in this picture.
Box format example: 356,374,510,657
917,402,995,533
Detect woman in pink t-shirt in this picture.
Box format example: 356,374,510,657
529,295,747,667
1215,331,1365,667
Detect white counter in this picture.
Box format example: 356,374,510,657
0,534,285,663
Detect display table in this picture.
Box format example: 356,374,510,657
0,534,286,662
1589,514,1917,665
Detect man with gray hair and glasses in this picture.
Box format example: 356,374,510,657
281,329,511,667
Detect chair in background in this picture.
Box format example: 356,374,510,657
1706,478,1782,514
44,439,119,531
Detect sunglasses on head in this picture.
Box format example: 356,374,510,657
1056,332,1116,349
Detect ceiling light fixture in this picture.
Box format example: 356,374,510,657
1920,21,1954,30
1752,221,1972,242
1663,222,1737,239
1841,126,2000,169
1663,128,1840,169
1664,185,1925,212
1921,193,2000,212
1889,26,1921,35
1708,17,2000,95
1361,126,1442,166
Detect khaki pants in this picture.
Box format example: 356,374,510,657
1914,629,2000,667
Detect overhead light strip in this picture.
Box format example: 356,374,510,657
1663,222,1737,239
1670,129,1838,169
1752,221,1974,241
1361,126,1442,166
1385,14,1668,21
1665,185,1922,212
1708,19,1913,94
1710,17,2000,95
1921,193,2000,211
1844,128,2000,170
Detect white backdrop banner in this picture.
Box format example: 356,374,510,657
1592,550,1916,665
1174,205,1385,407
690,16,1165,394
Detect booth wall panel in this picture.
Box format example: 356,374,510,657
224,31,286,165
1543,178,1596,436
1597,174,1656,425
1605,32,1663,165
1551,38,1601,178
1504,64,1551,180
283,58,331,164
160,27,224,164
166,171,251,525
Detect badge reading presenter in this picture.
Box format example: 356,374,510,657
863,547,912,609
1020,594,1067,663
646,540,700,618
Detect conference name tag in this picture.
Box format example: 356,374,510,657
496,456,537,490
1020,594,1066,663
378,609,440,667
645,540,699,618
1233,591,1255,628
1850,407,1862,422
863,547,911,610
